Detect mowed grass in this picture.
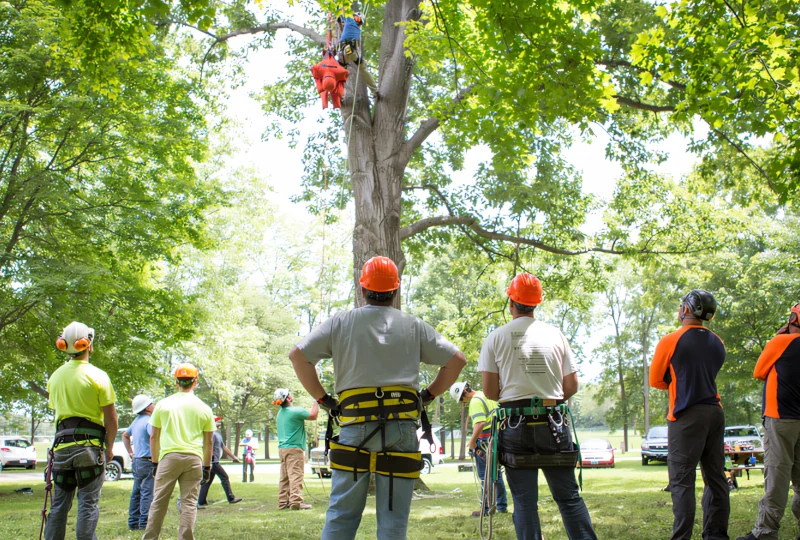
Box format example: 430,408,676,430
1,455,798,539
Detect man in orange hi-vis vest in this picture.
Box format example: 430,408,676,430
737,303,800,540
650,289,729,540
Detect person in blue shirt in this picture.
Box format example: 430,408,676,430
336,6,377,92
122,394,155,531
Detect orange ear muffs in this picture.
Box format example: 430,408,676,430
56,337,67,351
73,337,91,352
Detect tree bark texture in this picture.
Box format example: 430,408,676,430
344,0,420,306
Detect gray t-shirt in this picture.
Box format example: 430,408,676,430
212,431,224,462
297,305,459,393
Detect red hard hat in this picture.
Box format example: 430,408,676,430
507,273,543,306
359,256,400,292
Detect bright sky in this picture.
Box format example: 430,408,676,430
216,4,704,381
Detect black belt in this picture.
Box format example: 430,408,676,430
500,398,565,408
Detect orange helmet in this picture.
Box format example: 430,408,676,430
174,363,198,379
791,302,800,323
359,256,400,292
507,273,543,306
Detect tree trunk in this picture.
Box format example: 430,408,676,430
459,404,467,460
643,333,650,436
30,408,36,444
226,423,232,450
344,0,419,296
450,427,455,459
265,424,270,460
618,358,628,454
234,422,243,456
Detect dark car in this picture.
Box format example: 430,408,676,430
641,426,668,465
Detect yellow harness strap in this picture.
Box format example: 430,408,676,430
337,386,420,424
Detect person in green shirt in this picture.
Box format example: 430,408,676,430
143,363,214,540
46,321,118,540
273,388,318,510
450,381,508,517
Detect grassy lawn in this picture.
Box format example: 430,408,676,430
1,453,798,539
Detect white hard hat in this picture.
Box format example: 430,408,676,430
273,388,290,405
450,382,468,402
56,321,95,356
245,429,253,438
132,394,153,414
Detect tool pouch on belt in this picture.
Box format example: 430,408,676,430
500,446,580,469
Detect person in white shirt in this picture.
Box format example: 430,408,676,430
479,273,597,540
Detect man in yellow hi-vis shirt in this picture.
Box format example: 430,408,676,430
46,321,118,540
143,363,214,540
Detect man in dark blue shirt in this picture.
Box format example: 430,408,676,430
123,394,155,531
650,290,729,540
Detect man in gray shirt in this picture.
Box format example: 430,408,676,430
197,416,242,507
289,256,466,540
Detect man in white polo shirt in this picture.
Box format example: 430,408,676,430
479,273,596,540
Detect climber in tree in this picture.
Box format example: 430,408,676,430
336,3,378,93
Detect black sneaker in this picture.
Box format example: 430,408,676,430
229,498,242,504
197,503,208,509
735,534,758,540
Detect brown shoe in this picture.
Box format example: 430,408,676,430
291,504,312,510
471,510,483,517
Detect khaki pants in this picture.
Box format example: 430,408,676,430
278,448,305,509
752,417,800,539
143,453,202,540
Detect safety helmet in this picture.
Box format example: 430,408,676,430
174,363,198,379
132,394,153,414
55,321,94,356
450,382,468,403
791,302,800,323
245,429,253,438
359,256,400,292
507,273,543,306
680,289,717,321
214,416,222,422
273,388,290,405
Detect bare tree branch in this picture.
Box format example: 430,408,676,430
400,213,715,256
398,84,476,168
27,380,49,399
712,128,775,192
614,95,675,113
212,22,326,45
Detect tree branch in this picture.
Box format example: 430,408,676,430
400,213,714,256
614,95,675,113
27,380,49,399
398,84,476,168
712,128,775,191
212,21,326,45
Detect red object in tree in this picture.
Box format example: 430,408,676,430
310,53,349,109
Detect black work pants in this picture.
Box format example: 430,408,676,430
197,461,236,505
667,404,729,540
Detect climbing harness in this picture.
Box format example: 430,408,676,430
324,385,433,510
477,398,583,540
39,417,107,539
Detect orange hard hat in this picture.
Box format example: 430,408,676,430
359,256,400,292
174,363,198,379
507,273,543,306
791,302,800,323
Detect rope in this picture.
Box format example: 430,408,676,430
344,0,370,158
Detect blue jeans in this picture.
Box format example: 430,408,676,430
128,458,155,529
44,445,105,540
475,447,508,513
321,420,418,540
499,422,596,540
